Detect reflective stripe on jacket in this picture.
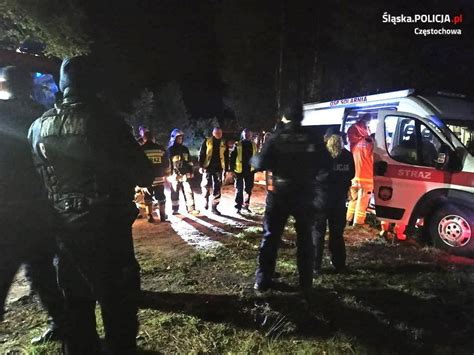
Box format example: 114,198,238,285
234,141,257,173
347,122,373,189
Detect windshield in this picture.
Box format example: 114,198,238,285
445,122,474,155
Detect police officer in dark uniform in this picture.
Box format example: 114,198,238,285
168,128,199,214
0,66,65,343
140,130,171,223
252,102,330,296
28,56,153,355
313,128,355,274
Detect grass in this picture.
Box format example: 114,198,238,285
2,212,474,354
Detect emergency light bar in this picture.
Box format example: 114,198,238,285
304,89,414,110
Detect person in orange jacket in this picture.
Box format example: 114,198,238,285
346,113,374,226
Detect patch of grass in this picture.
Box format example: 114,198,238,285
4,211,474,354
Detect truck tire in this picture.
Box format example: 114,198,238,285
429,204,474,258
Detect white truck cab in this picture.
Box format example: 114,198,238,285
303,89,474,257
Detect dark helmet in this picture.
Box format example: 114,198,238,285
2,66,33,99
282,100,303,124
169,128,184,147
59,56,101,95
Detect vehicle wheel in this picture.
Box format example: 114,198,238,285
429,204,474,258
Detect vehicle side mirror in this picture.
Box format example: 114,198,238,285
435,144,462,171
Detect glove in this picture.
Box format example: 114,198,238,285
199,167,205,174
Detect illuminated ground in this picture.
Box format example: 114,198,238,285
2,184,474,354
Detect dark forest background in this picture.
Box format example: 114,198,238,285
0,0,472,133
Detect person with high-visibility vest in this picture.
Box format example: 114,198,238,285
346,113,374,226
198,127,229,215
230,128,257,213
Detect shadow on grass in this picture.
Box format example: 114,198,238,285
139,286,474,354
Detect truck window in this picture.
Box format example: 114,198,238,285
385,116,441,167
446,124,474,155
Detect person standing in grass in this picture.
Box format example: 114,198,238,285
230,128,257,213
313,128,354,274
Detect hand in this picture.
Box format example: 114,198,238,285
199,168,205,174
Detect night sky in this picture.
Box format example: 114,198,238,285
6,0,473,121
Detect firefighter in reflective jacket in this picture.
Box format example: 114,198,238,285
198,127,229,215
346,113,374,226
230,128,257,213
313,128,355,273
167,129,199,215
252,103,330,297
141,131,171,222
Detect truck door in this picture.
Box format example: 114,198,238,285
373,111,445,226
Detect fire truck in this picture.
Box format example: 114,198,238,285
303,89,474,257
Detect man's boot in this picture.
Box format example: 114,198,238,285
145,204,155,223
211,205,221,215
187,205,200,215
159,204,168,222
31,321,62,345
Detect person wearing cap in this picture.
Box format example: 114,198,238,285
29,56,153,354
0,66,67,345
313,128,355,274
346,113,374,226
167,128,199,215
140,131,171,222
230,128,257,213
252,102,330,299
198,127,229,215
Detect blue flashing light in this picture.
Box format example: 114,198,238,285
34,72,43,78
429,115,444,127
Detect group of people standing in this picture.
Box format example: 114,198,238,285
137,125,259,220
1,54,389,353
252,103,356,297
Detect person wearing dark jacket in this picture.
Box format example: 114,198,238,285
167,129,199,215
252,102,330,298
0,66,66,344
313,128,355,274
230,128,257,213
28,56,154,355
140,131,171,222
198,127,229,215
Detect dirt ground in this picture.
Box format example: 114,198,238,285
2,183,474,354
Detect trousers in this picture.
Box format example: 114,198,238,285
234,171,254,209
313,199,347,271
201,171,222,208
255,191,315,290
57,206,140,355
